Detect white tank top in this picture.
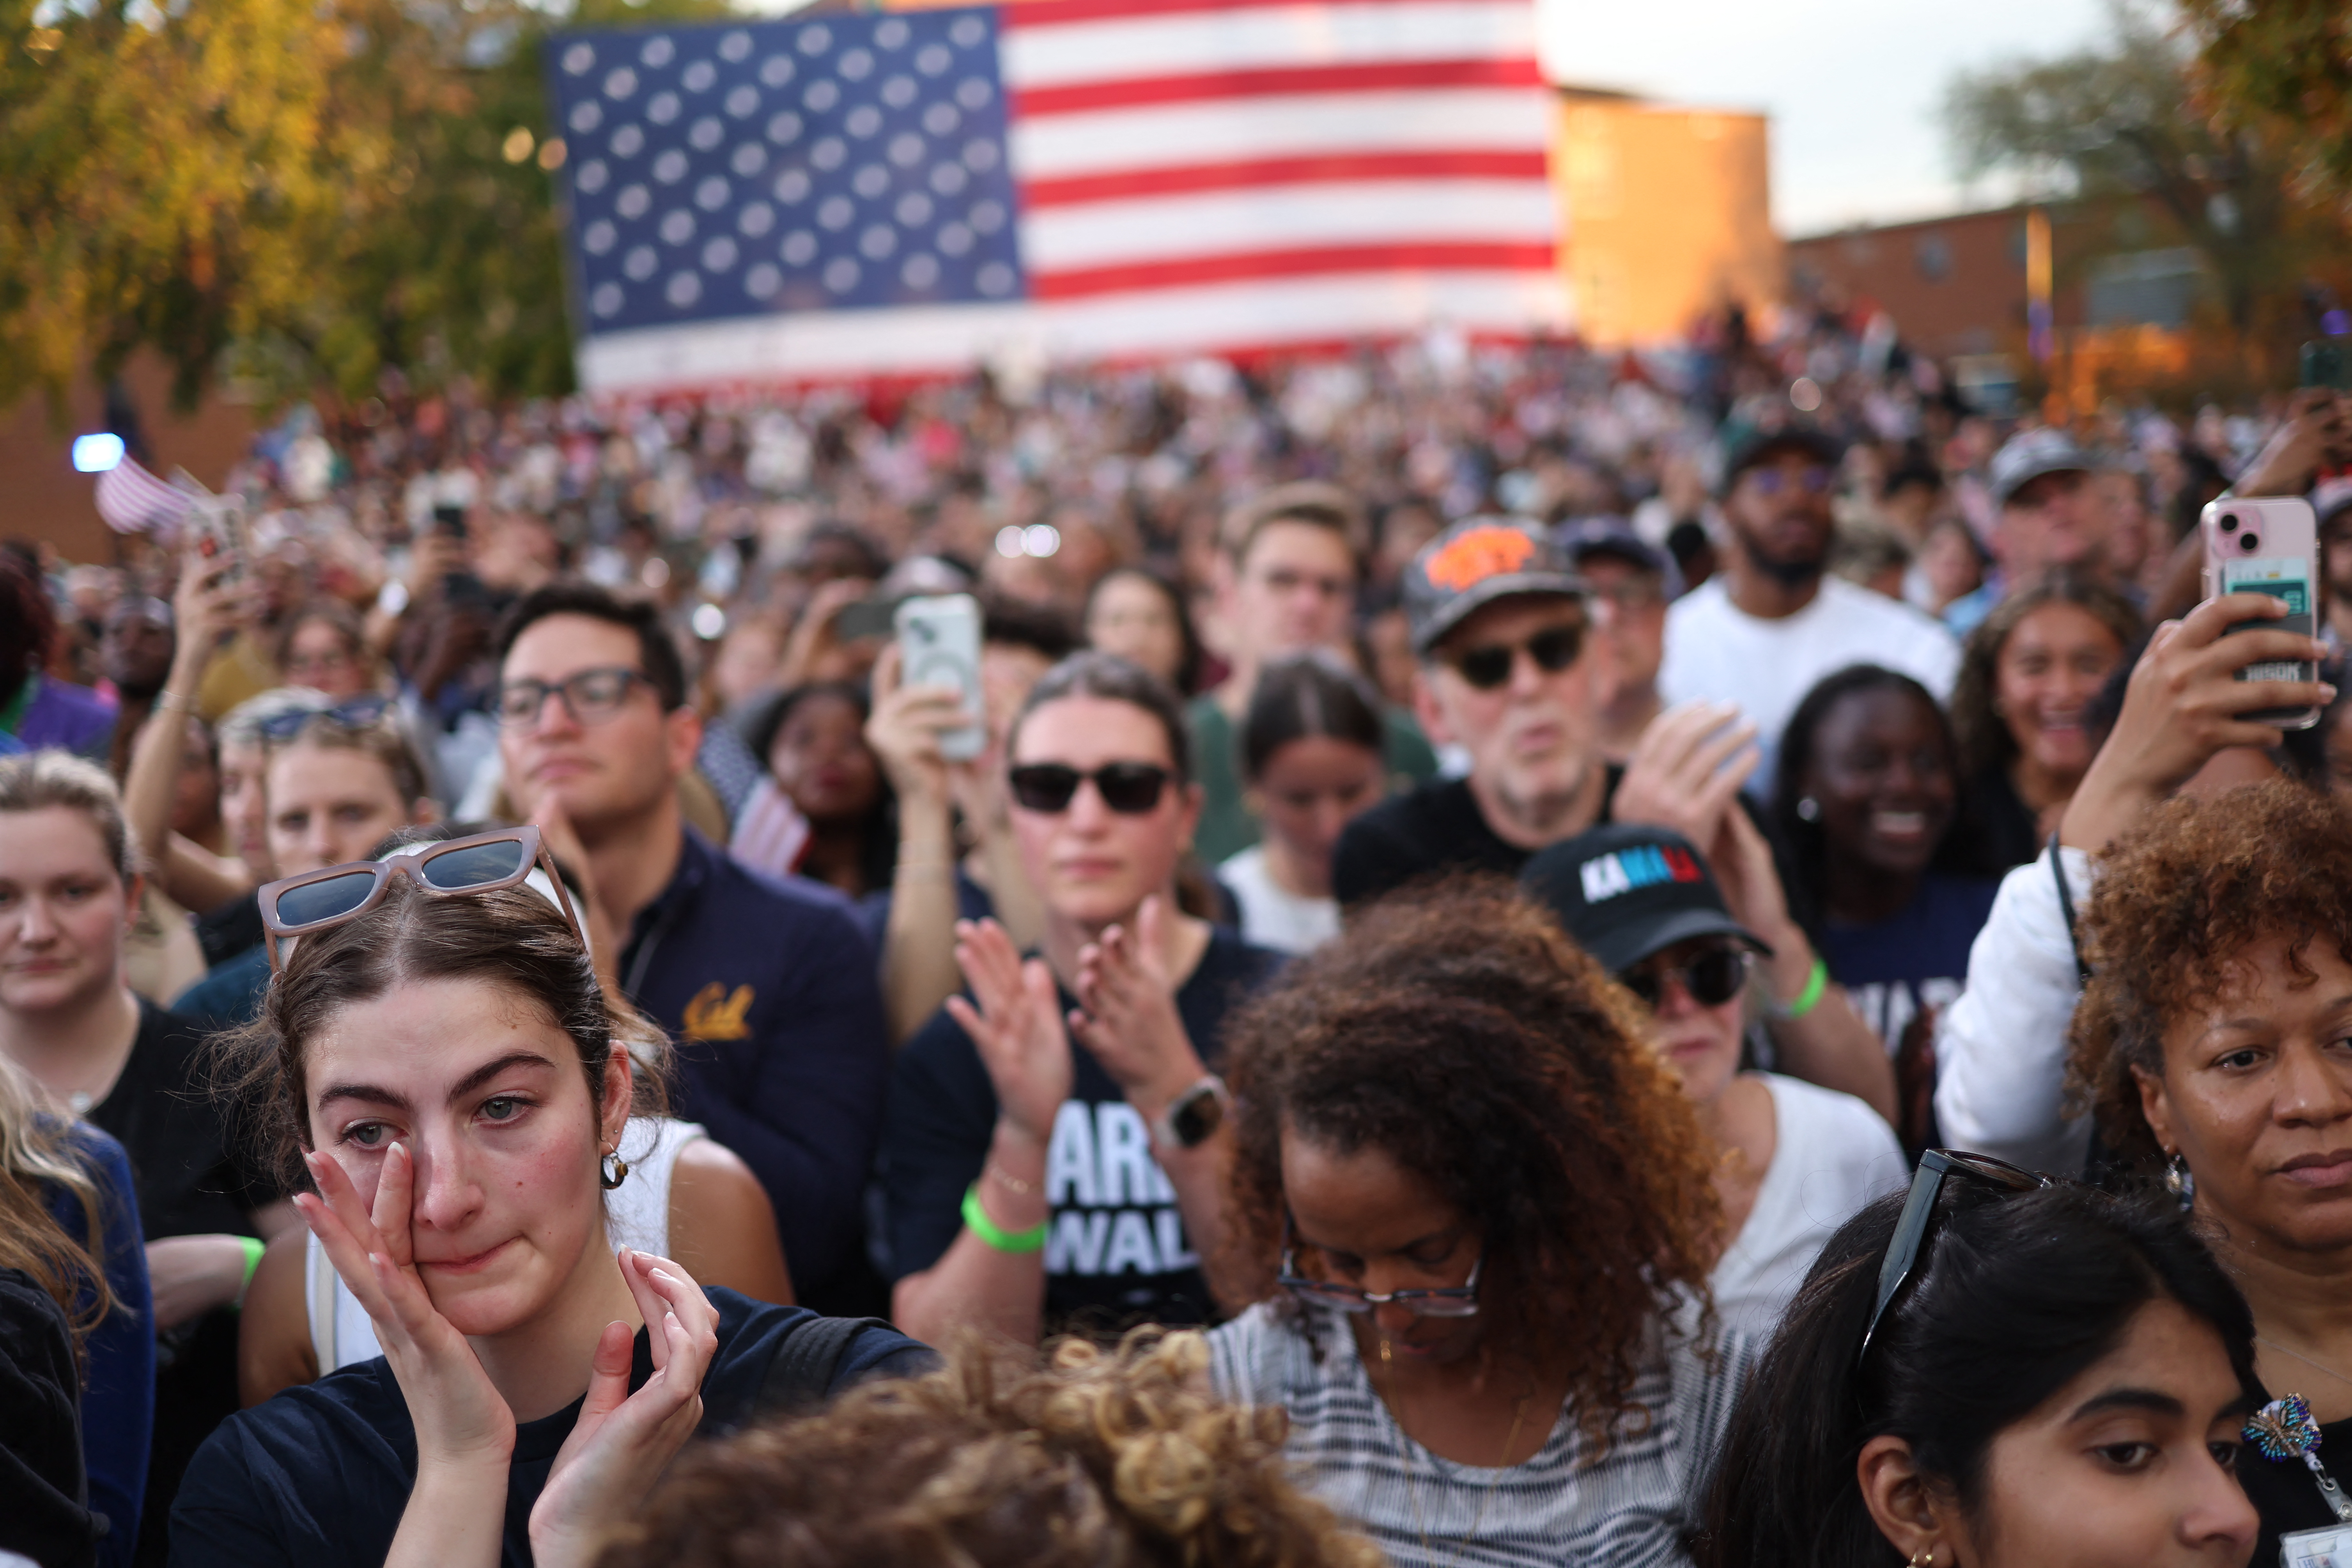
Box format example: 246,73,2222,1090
304,1116,707,1374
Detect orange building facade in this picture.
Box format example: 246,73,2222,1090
1548,89,1782,345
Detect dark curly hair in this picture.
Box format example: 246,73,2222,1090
1948,572,2141,783
2069,781,2352,1170
593,1330,1383,1568
1219,878,1721,1449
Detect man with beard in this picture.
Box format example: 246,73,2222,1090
1659,428,1958,789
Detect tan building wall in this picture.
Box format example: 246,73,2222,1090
1550,92,1782,345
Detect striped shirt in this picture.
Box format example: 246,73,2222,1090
1208,1300,1753,1568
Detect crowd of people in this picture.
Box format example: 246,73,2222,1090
7,308,2352,1568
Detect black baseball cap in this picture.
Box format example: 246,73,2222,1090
1401,517,1587,655
1521,822,1770,975
1719,423,1846,493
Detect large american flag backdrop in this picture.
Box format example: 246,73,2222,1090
544,0,1564,394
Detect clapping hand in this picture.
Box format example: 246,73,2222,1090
1070,896,1203,1120
945,917,1074,1150
528,1249,720,1568
1612,700,1762,861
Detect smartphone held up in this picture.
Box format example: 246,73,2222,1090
2201,496,2323,730
895,593,987,761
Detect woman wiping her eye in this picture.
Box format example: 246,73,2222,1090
172,827,927,1568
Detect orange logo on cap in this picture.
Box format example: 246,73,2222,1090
1423,525,1535,592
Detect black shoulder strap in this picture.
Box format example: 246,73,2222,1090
2046,833,2093,989
757,1314,892,1419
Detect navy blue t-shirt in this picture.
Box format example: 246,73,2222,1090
168,1290,930,1568
44,1123,154,1568
1816,873,2001,1053
616,827,890,1309
880,929,1281,1336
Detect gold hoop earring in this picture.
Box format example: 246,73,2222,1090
600,1150,630,1191
1909,1550,1935,1568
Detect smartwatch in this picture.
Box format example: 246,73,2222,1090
1154,1074,1231,1151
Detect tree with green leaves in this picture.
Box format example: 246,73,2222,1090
1942,2,2316,352
2,0,733,420
2183,0,2352,222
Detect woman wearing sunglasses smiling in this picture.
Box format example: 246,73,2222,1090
171,826,926,1568
1208,882,1746,1568
1524,822,1904,1340
881,652,1283,1350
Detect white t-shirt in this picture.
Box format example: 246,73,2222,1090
1658,575,1962,789
1710,1074,1906,1341
1219,845,1341,956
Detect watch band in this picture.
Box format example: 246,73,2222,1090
1153,1074,1230,1151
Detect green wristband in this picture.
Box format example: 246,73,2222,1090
962,1183,1048,1254
233,1234,266,1311
1771,956,1829,1021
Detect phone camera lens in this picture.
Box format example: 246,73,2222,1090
2220,514,2239,532
2241,533,2260,553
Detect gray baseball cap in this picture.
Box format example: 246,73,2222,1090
1989,429,2092,509
1403,517,1587,655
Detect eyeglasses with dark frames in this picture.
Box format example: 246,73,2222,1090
1006,761,1174,815
1277,1219,1483,1319
255,825,585,972
1857,1148,2050,1368
1446,623,1586,691
497,667,652,730
1619,946,1751,1011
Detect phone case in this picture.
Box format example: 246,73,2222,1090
2202,496,2321,729
894,593,987,761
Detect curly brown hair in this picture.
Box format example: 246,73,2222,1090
1949,572,2142,782
1220,878,1722,1448
593,1330,1383,1568
2068,781,2352,1169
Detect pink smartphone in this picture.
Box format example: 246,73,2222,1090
2201,495,2321,729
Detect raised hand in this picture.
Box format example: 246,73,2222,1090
864,639,971,807
1070,895,1204,1118
528,1249,720,1568
1612,700,1761,859
2062,592,2334,852
296,1145,515,1468
945,917,1074,1147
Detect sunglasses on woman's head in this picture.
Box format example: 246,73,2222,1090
256,693,394,741
1006,761,1173,815
255,825,584,972
1620,946,1751,1011
1857,1148,2050,1368
1446,623,1584,691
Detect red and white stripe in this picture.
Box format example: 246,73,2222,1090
1006,0,1561,352
93,455,194,536
577,0,1563,392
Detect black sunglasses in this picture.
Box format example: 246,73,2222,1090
1448,623,1584,691
1621,946,1750,1010
257,693,394,740
1007,761,1174,815
1858,1149,2050,1367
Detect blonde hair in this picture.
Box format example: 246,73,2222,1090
0,1053,117,1350
595,1330,1385,1568
0,750,138,881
